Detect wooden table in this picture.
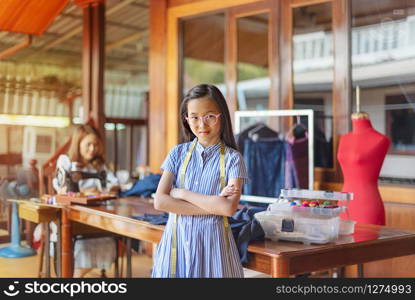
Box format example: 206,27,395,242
60,197,415,278
14,200,61,277
246,224,415,277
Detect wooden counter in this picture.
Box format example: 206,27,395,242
60,197,415,278
318,181,415,277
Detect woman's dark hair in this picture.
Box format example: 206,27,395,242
180,84,237,150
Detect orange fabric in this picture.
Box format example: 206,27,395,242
0,0,69,35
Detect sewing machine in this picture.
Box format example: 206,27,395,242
55,155,107,193
52,155,116,205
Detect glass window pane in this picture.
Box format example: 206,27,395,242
293,2,334,168
105,124,147,174
182,14,225,95
237,13,269,110
351,0,415,183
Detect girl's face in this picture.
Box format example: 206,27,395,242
79,133,101,162
187,97,222,147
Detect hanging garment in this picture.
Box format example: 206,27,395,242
287,136,309,189
243,137,299,198
235,123,279,154
286,123,309,189
284,142,299,189
315,127,332,168
243,138,285,198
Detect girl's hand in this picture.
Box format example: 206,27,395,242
170,188,183,199
219,184,240,197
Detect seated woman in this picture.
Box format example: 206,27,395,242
53,124,120,278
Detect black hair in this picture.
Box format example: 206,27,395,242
179,84,237,150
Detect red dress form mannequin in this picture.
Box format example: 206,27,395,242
337,115,391,225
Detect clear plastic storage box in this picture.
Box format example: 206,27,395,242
254,189,354,245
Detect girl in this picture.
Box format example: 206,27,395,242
53,124,119,277
152,84,248,278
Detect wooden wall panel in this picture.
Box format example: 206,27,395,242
169,0,263,17
225,10,237,126
319,181,415,206
77,1,106,139
291,0,331,8
330,0,351,182
269,0,280,110
149,0,168,172
363,203,415,277
166,9,180,152
279,0,292,110
168,0,210,8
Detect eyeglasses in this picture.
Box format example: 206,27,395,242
185,113,221,126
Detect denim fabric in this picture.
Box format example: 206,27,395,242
243,138,286,198
119,173,161,197
132,207,266,265
229,206,266,265
132,213,169,225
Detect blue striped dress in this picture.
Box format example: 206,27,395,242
151,138,249,278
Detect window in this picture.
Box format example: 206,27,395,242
385,93,415,154
351,0,415,180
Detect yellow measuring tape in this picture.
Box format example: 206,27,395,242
170,140,230,277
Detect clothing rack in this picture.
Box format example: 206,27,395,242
234,109,314,204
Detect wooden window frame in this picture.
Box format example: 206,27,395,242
281,0,352,182
152,0,352,183
165,0,266,152
227,1,277,127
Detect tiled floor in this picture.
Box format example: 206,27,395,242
0,242,153,278
0,241,272,278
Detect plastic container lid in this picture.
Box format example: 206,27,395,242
268,201,346,217
280,189,353,201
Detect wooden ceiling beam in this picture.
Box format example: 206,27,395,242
0,31,10,39
0,35,32,59
61,12,145,31
106,30,148,53
4,44,141,67
27,0,138,55
129,2,149,9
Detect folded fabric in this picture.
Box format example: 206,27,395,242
131,213,169,225
229,206,266,266
119,173,161,197
130,206,266,265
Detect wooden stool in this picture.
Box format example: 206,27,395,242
72,223,132,277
